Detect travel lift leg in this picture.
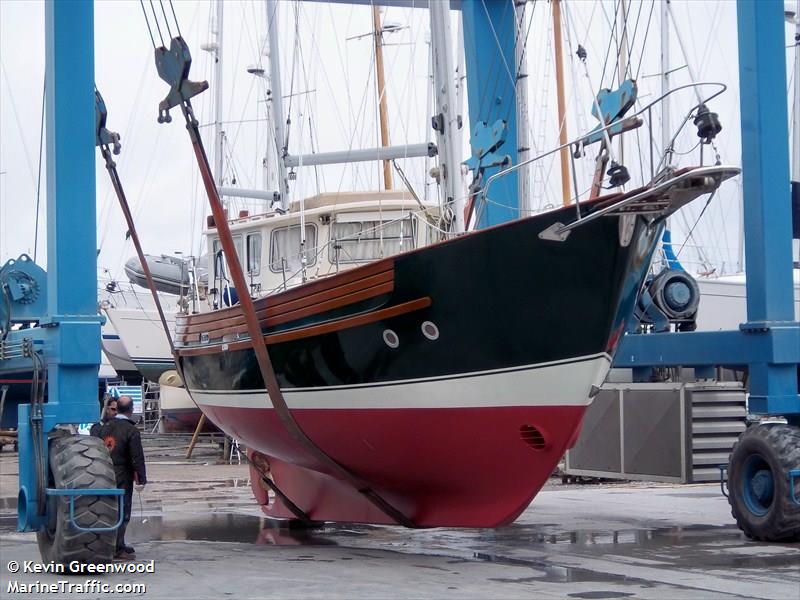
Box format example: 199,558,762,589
15,1,123,567
726,1,800,542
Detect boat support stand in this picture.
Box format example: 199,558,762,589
153,35,416,528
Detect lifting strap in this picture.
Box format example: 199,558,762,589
150,36,416,528
95,89,181,376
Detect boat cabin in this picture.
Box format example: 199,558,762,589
202,190,440,310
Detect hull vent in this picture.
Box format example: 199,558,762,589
520,424,547,451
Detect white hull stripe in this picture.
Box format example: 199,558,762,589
190,353,611,410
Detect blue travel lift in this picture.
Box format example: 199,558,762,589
0,0,797,567
465,0,799,541
0,1,123,566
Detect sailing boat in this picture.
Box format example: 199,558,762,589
126,1,739,526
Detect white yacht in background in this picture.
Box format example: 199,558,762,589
695,269,800,332
100,317,137,379
99,279,179,382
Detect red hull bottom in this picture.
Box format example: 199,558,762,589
200,404,587,527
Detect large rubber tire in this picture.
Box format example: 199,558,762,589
36,435,118,566
728,423,800,542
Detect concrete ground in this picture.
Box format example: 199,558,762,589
0,437,797,599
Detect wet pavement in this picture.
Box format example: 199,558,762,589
0,439,798,599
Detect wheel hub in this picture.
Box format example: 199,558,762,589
742,455,775,516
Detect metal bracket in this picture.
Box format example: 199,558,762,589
154,37,209,124
718,464,729,498
739,320,800,333
538,222,570,242
579,80,639,148
464,119,511,174
45,488,124,532
94,90,120,155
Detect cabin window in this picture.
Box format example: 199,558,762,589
246,233,262,276
212,235,244,280
269,225,317,275
329,217,415,264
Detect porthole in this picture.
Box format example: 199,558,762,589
383,329,399,349
421,321,439,341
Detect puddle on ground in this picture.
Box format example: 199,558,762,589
127,513,338,547
3,493,797,576
568,593,635,599
478,552,641,585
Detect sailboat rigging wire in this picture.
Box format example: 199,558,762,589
391,159,428,217
33,78,45,263
501,0,532,124
623,0,645,80
515,0,536,77
471,1,509,123
633,1,656,81
294,14,322,194
609,0,632,87
284,1,302,153
676,189,717,259
598,0,620,90
479,0,516,123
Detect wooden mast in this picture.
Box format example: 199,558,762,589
552,0,570,206
372,5,393,190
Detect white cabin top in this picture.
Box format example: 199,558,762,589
202,190,441,309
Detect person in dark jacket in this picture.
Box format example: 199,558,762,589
89,397,117,438
99,395,147,560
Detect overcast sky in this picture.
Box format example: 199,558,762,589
0,1,796,284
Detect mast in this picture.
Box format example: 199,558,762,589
660,0,671,158
200,0,225,190
266,0,290,210
552,0,570,206
617,0,629,165
372,6,393,190
210,1,225,188
515,1,531,211
429,0,464,232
